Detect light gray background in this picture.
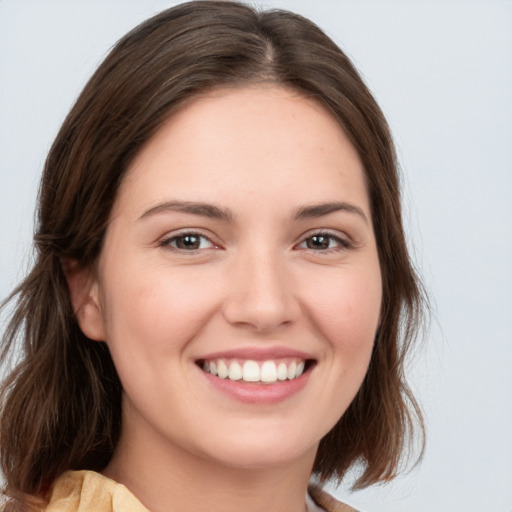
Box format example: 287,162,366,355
1,1,511,511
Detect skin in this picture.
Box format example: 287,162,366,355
70,85,382,512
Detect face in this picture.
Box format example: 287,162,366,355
75,86,382,472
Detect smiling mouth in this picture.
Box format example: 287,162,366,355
196,358,316,384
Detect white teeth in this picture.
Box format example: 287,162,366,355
228,361,243,381
202,358,309,383
217,360,228,379
261,361,277,383
242,360,260,382
277,362,288,381
287,361,297,380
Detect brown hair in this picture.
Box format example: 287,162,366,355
1,0,427,506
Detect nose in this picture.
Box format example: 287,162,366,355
222,248,301,334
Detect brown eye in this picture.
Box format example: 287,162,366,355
175,235,201,250
305,235,331,250
161,233,215,251
298,233,352,252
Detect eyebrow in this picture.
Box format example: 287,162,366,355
138,200,234,222
293,202,369,224
138,200,368,224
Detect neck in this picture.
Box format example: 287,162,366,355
102,406,317,512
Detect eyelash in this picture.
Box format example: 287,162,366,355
159,230,353,254
296,231,353,253
159,230,217,253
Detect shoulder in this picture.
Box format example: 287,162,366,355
308,484,360,512
41,472,360,512
42,471,149,512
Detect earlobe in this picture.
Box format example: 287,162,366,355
62,259,106,341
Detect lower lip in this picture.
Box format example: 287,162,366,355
199,367,311,404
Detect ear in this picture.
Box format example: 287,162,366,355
62,259,106,341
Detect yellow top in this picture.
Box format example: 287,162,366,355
44,471,149,512
42,470,358,512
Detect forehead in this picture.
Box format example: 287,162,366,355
115,85,369,218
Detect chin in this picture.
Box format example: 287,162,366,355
195,424,320,471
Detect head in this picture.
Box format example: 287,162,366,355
0,0,425,501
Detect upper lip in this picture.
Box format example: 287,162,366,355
197,346,316,361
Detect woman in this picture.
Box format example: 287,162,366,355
0,2,426,511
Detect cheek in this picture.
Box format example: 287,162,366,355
305,265,382,352
98,261,222,367
289,264,381,439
